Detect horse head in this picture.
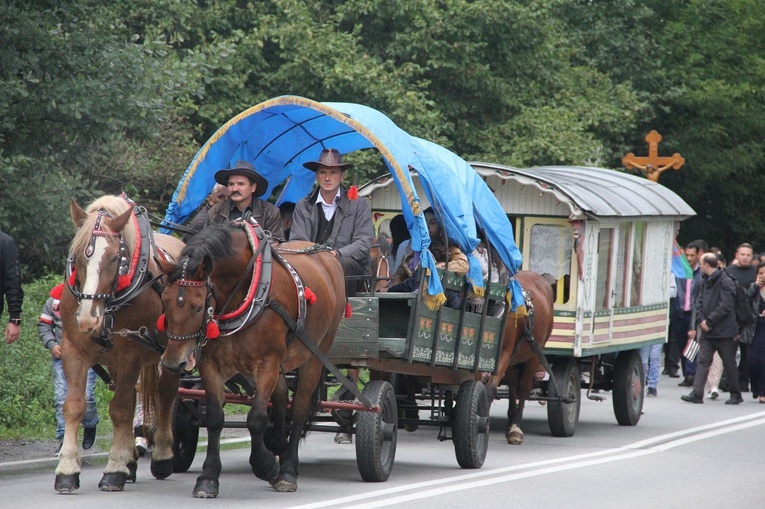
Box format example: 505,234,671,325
68,197,135,336
368,235,391,292
159,253,217,373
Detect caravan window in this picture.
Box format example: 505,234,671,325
529,223,573,304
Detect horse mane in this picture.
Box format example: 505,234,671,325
70,195,137,256
171,223,236,281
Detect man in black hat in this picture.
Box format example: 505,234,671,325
290,148,373,296
193,160,283,237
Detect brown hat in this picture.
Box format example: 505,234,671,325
214,160,269,197
302,148,353,172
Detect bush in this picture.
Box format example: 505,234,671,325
0,275,112,439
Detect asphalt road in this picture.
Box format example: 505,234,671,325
2,376,765,508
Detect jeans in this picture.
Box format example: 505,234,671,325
640,343,662,389
53,358,99,439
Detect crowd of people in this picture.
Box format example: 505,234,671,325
646,239,765,405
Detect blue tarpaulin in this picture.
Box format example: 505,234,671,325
163,95,524,309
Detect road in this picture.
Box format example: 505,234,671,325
2,378,764,508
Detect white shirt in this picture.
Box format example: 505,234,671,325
316,189,341,221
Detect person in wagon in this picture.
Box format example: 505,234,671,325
195,160,283,237
386,207,469,308
290,148,373,297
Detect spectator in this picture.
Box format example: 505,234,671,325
678,240,707,387
1,229,23,344
747,263,765,403
38,285,99,454
725,242,757,392
681,253,743,404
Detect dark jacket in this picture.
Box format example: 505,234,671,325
0,231,23,321
290,186,372,270
195,197,283,239
694,268,738,339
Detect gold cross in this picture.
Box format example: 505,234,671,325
622,130,685,182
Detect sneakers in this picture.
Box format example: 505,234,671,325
82,427,97,450
709,387,719,400
681,391,704,404
647,387,657,397
135,436,150,456
725,394,744,405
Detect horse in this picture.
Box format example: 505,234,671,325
365,234,391,292
483,270,555,445
55,195,185,493
158,222,346,498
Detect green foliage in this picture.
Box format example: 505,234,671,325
0,275,112,439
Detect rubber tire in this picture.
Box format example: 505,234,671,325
547,358,581,437
172,397,200,473
453,380,490,469
612,350,644,426
355,380,398,482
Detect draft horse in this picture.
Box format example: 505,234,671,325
158,222,346,498
483,270,555,445
55,195,184,493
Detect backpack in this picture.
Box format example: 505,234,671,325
729,274,757,327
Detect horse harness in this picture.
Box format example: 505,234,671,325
166,220,372,407
66,205,167,354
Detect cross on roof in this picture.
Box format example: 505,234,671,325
622,130,685,182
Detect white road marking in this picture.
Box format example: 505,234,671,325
292,411,765,509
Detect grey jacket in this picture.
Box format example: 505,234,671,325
290,187,373,269
38,297,62,350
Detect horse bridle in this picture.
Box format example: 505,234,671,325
68,211,130,302
165,257,217,344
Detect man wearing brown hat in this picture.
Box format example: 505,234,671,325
290,148,373,296
192,160,283,237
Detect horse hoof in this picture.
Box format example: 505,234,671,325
270,477,298,493
253,455,280,482
151,458,174,480
506,424,524,445
127,461,138,483
98,471,128,491
54,473,80,493
193,478,219,498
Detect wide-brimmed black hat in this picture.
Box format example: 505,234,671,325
302,148,353,172
214,160,269,197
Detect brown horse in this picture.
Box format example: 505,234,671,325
483,270,555,445
366,234,391,292
55,195,184,493
158,222,345,498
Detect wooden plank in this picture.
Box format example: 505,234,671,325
330,297,379,359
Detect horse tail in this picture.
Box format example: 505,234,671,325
138,362,161,432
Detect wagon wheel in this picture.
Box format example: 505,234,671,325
546,358,581,437
612,350,644,426
172,397,200,473
355,380,398,482
452,380,489,469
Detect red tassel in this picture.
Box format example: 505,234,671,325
206,321,220,340
304,287,317,305
50,283,65,300
345,301,352,318
117,273,131,292
156,314,166,333
347,185,359,200
68,270,77,287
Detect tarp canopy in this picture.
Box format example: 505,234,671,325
164,95,523,309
